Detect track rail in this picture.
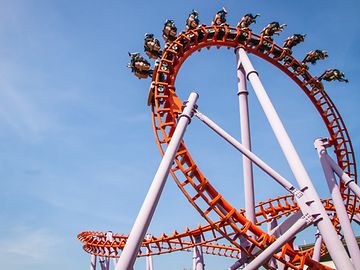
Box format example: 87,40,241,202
150,25,358,269
78,195,360,260
78,25,358,270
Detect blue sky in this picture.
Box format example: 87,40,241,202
0,1,359,269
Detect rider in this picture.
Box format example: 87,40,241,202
186,10,200,30
162,19,177,42
237,13,260,30
212,7,227,26
127,52,153,79
144,33,162,59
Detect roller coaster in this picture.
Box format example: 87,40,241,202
78,9,360,270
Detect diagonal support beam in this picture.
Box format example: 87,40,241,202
115,92,199,270
312,230,322,262
315,138,360,269
325,150,360,199
236,47,354,270
243,215,313,270
269,211,303,237
195,110,298,194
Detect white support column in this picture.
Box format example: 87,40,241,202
195,110,297,193
315,138,360,269
312,231,322,262
106,231,118,268
145,234,153,270
99,258,107,270
243,215,311,270
269,211,303,237
267,219,278,269
326,154,360,199
115,92,199,270
236,48,255,224
227,238,251,270
237,47,354,270
192,235,204,270
90,254,97,270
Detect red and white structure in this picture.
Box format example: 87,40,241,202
78,13,360,270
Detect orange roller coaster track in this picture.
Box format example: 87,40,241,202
78,24,359,270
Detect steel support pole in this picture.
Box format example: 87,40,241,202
192,235,205,270
236,50,255,224
115,92,199,270
195,111,297,193
312,231,322,262
146,256,153,270
269,211,303,237
326,154,360,199
227,238,251,270
99,258,107,270
237,47,354,270
243,216,311,270
145,234,153,270
315,139,360,269
106,231,118,268
227,257,248,270
90,254,97,270
267,219,278,269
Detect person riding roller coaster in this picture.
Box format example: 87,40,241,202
260,21,286,40
283,34,306,54
236,13,260,30
319,69,349,83
144,33,162,59
212,7,227,26
186,10,200,30
162,19,177,43
127,52,153,79
302,50,328,65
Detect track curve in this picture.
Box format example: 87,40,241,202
78,24,358,270
150,25,358,269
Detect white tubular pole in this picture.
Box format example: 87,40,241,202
145,234,153,270
115,92,199,270
195,111,296,193
99,258,107,270
243,216,310,270
90,254,97,270
106,231,118,267
227,238,251,270
315,139,360,269
237,47,354,270
236,50,256,224
326,154,360,199
192,235,204,270
269,211,303,237
267,219,278,269
312,231,322,262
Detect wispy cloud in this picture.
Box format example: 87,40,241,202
0,80,50,141
0,226,61,264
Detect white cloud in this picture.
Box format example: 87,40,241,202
0,80,50,141
0,226,61,264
